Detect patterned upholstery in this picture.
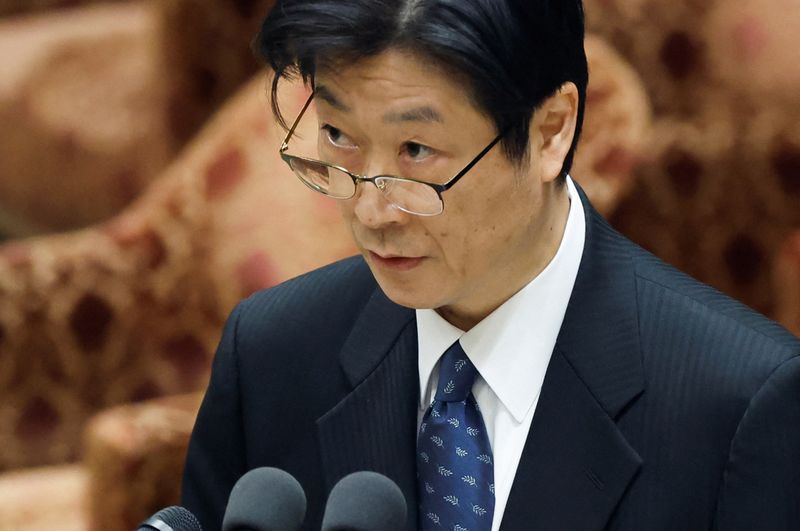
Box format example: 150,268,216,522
0,76,358,472
0,464,87,530
84,393,202,531
0,0,277,239
572,35,651,214
0,394,200,531
0,2,172,237
153,0,277,145
585,0,800,321
0,0,123,17
775,232,800,337
707,0,800,106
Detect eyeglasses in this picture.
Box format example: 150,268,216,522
279,91,505,216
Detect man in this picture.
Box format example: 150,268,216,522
182,1,800,529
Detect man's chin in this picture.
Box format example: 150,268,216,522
370,272,441,310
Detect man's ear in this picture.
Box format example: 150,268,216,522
532,82,579,183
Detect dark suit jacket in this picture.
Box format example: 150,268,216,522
182,186,800,530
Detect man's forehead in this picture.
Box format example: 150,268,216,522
314,83,446,125
311,49,492,127
316,50,462,96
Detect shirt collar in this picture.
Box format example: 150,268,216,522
416,176,586,422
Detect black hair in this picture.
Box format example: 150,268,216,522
255,0,587,178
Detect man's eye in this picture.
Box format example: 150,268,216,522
404,142,434,161
321,124,355,148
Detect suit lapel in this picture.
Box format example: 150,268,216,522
501,185,645,530
500,349,642,531
316,287,419,529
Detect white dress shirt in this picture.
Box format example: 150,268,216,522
416,176,586,531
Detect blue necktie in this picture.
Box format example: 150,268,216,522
417,341,495,531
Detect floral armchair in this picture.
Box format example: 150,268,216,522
585,0,800,320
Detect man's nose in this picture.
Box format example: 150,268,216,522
351,178,408,229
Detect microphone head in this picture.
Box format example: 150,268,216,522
321,471,407,531
222,467,307,531
137,506,202,531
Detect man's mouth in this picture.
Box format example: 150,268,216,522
367,251,425,271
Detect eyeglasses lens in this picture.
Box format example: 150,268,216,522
375,177,443,216
288,157,443,215
289,158,354,199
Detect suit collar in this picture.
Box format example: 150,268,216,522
338,287,415,387
501,182,644,529
555,182,644,418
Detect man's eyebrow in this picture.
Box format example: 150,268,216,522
314,85,350,112
382,106,444,124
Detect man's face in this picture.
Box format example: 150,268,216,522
313,50,571,329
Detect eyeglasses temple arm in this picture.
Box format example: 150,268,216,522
437,131,507,192
280,90,316,152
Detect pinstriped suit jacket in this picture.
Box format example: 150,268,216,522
182,185,800,530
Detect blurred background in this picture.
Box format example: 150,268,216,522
0,0,798,529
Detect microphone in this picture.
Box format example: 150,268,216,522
222,467,307,531
136,506,202,531
321,471,407,531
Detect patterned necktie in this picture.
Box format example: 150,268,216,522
417,340,495,531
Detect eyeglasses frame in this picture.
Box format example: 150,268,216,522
279,90,506,216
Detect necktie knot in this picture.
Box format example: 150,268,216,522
434,341,478,403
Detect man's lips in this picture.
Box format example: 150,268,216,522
368,251,425,271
